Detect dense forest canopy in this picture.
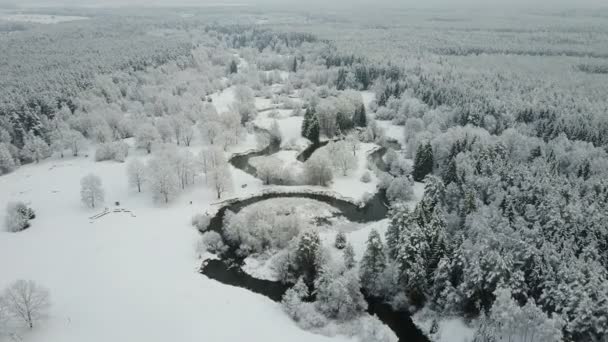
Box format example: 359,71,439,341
0,5,607,341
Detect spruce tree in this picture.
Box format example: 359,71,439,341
386,203,411,259
295,230,322,283
413,142,434,182
353,104,367,127
301,107,314,137
343,242,356,269
229,60,238,74
360,229,387,295
291,57,298,73
306,114,320,145
336,69,347,90
335,231,347,249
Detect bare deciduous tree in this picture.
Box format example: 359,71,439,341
3,280,50,329
80,174,105,208
127,158,146,193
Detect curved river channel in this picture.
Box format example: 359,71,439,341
200,131,430,342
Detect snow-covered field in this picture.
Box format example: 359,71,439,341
0,14,89,24
0,146,359,342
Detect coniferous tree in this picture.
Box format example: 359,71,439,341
360,229,387,295
291,57,298,73
353,104,367,127
229,60,238,74
386,203,411,259
301,107,314,137
335,231,347,249
305,114,321,145
295,230,322,283
413,142,434,182
336,69,347,90
343,242,356,269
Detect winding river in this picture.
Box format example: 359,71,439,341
200,131,430,342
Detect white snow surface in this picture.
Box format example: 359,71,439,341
0,148,355,342
413,309,476,342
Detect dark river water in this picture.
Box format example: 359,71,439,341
201,132,429,342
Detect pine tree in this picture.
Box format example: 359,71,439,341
295,230,322,283
291,57,298,72
353,104,367,127
413,142,434,182
360,229,387,295
336,69,347,90
281,277,309,320
343,242,356,269
442,158,458,185
305,114,320,145
301,107,314,137
335,231,347,249
229,60,238,74
386,203,411,259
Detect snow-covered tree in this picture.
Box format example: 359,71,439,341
209,161,232,199
360,229,387,296
199,120,223,146
135,124,160,154
0,143,16,175
295,230,322,283
64,130,86,157
315,267,367,321
328,141,357,176
386,176,414,203
3,280,50,329
413,142,433,182
484,287,564,342
232,85,257,124
127,158,146,193
4,202,35,233
343,242,356,270
346,133,360,156
282,277,309,320
80,174,104,208
146,154,179,203
191,213,212,232
198,231,228,255
269,120,282,145
21,135,50,163
335,231,347,249
304,150,333,186
353,103,367,127
95,141,129,162
254,156,284,185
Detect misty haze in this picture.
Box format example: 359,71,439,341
0,1,607,342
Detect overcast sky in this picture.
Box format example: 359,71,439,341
4,0,606,9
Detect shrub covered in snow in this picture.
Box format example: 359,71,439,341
334,231,347,249
95,141,129,162
386,176,414,203
198,231,228,255
314,267,367,321
4,202,35,232
224,206,301,256
191,213,212,232
360,171,372,183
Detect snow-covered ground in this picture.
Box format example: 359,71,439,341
413,309,476,342
0,145,359,342
0,14,89,24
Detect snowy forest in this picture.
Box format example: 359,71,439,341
1,3,607,342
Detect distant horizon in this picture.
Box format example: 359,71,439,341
2,0,607,11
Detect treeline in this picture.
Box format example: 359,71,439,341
0,16,194,147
